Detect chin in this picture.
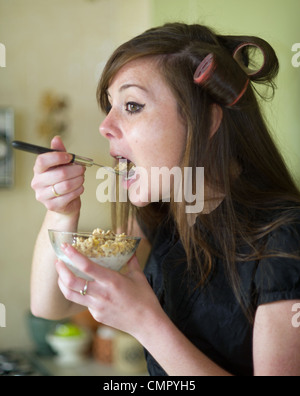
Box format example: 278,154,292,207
128,198,151,208
128,190,152,208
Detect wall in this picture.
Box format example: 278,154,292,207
0,0,151,349
152,0,300,185
0,0,299,351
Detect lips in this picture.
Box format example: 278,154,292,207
110,152,131,163
111,153,136,178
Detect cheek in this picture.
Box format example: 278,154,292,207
127,166,177,206
151,114,187,166
135,131,186,169
128,167,151,205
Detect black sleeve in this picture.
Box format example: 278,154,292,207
254,221,300,306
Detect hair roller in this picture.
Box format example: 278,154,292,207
233,43,266,77
193,53,216,85
193,50,250,107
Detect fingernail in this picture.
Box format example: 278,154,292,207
61,242,69,251
66,154,73,163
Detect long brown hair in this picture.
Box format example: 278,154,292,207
97,23,300,320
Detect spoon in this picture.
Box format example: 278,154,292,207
11,140,124,175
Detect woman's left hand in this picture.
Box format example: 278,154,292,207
56,244,163,338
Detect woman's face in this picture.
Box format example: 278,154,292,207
99,57,187,207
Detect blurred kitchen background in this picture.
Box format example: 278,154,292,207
0,0,299,375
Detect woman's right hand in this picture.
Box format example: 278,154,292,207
31,136,86,216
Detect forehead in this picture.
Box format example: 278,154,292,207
108,57,166,95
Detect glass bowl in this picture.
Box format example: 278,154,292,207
48,229,141,281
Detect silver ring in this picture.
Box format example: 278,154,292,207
80,281,88,296
51,184,61,198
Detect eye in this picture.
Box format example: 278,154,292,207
125,102,145,114
105,104,112,115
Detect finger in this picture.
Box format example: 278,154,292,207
56,260,108,303
46,174,85,199
56,260,110,318
44,185,84,212
58,275,107,320
33,172,84,202
51,135,67,151
56,260,94,302
55,259,86,293
57,276,92,307
33,136,71,174
126,255,142,272
34,151,73,174
56,260,91,292
46,164,85,185
32,163,85,191
60,243,117,282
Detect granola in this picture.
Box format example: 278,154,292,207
72,228,136,258
114,160,136,174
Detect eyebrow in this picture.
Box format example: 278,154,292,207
119,83,149,93
107,83,149,98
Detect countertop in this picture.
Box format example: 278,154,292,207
38,354,148,376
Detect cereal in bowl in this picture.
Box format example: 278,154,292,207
72,228,136,258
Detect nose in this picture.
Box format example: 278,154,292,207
99,111,122,141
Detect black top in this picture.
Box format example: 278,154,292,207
143,210,300,376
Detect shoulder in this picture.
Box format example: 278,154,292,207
253,299,300,376
268,206,300,241
252,208,300,375
262,206,300,258
254,207,300,306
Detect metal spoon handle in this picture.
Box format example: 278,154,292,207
11,140,124,175
12,140,94,167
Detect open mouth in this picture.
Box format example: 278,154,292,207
114,156,136,179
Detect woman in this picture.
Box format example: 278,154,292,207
31,23,300,376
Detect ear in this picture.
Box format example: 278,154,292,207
210,104,223,138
